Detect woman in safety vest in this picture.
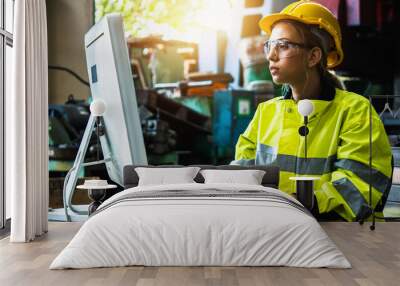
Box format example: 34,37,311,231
233,0,392,222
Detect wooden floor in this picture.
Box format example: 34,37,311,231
0,222,399,286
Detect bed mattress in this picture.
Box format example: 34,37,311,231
50,183,351,269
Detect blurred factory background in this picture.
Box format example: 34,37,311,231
45,0,400,211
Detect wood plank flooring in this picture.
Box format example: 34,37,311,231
0,222,399,286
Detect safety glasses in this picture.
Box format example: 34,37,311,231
263,39,310,59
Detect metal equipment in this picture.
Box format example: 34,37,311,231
213,89,256,163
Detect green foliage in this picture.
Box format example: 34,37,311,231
95,0,207,37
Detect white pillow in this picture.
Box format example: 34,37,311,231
200,169,266,185
135,167,201,186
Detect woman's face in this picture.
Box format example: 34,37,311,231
266,21,309,85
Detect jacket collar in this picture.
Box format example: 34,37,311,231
280,78,337,120
281,77,336,101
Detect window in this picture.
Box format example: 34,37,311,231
1,0,14,231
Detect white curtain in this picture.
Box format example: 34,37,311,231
7,0,49,242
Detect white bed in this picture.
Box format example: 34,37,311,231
50,183,351,269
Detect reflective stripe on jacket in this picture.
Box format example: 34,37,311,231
232,88,392,222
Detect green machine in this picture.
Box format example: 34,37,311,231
213,89,256,163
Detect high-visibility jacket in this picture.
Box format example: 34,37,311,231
232,86,392,222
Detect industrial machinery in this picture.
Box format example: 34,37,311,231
213,89,256,163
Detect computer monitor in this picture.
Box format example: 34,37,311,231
49,14,148,221
84,13,148,184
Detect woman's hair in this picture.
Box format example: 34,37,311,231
273,19,345,90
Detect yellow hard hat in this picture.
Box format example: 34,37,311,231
259,0,343,68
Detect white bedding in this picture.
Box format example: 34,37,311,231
50,183,351,269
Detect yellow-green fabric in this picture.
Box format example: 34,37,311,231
233,88,392,221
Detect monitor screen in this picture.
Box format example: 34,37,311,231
84,13,148,186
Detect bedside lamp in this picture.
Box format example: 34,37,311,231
290,99,319,211
82,100,115,215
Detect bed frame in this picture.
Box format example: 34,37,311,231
123,165,280,189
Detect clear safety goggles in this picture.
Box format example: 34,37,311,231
263,39,310,59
